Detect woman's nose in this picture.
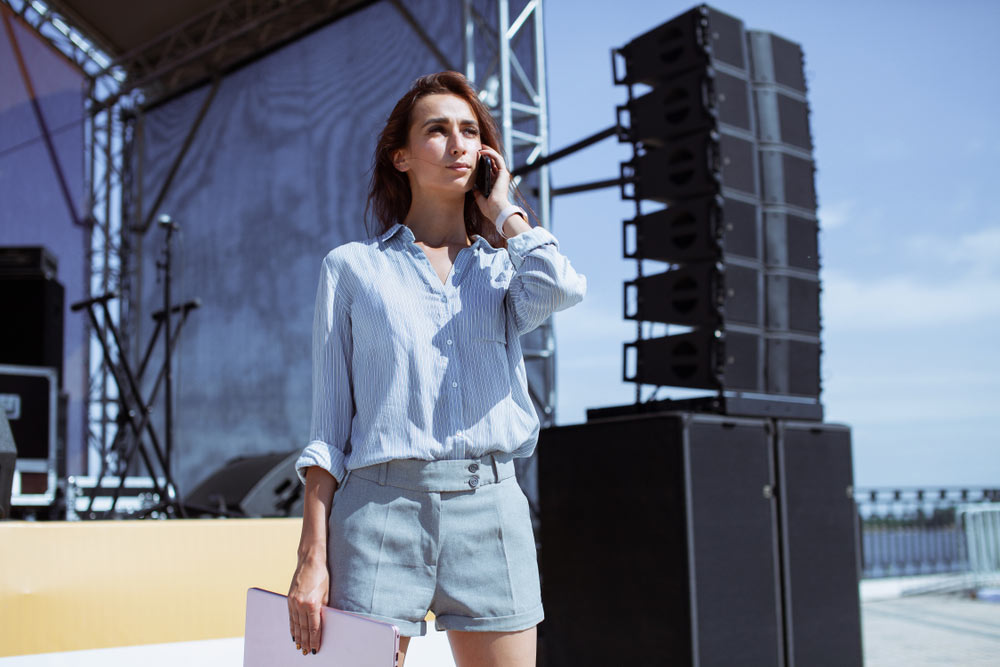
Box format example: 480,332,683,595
449,129,468,155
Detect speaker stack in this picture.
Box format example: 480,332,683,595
537,5,861,666
604,4,822,420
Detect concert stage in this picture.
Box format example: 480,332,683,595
0,518,300,656
0,518,456,664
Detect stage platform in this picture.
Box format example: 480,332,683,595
0,518,447,664
2,521,998,665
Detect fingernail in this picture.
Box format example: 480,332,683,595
312,649,317,655
296,643,301,650
302,648,308,655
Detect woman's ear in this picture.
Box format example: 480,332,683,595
392,150,409,172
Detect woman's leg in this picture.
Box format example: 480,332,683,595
397,635,411,667
446,626,537,667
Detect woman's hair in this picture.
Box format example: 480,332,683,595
365,71,529,248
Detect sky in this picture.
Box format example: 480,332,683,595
541,0,1000,487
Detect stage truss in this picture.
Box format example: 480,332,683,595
3,0,555,514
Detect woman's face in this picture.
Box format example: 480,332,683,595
394,93,483,197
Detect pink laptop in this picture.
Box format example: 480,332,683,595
244,587,400,666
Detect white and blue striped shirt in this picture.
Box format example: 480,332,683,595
295,221,587,485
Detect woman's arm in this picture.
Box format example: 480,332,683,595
295,252,354,486
474,146,588,336
288,465,338,655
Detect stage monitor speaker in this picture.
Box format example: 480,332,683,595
538,412,783,667
0,411,15,519
185,450,304,517
776,421,863,667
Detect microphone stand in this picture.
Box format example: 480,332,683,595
153,214,185,517
70,213,196,518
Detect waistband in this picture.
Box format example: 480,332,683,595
350,451,516,492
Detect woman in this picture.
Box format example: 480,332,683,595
287,71,586,666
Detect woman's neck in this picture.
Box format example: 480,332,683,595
402,188,470,247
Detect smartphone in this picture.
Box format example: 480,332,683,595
476,154,493,197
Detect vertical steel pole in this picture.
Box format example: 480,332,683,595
497,0,514,163
533,0,551,232
462,0,475,83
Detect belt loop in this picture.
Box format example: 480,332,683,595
378,462,388,486
490,453,499,483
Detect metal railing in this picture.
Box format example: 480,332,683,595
855,487,1000,579
958,503,1000,585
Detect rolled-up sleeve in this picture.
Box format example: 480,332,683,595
295,253,354,485
505,226,587,335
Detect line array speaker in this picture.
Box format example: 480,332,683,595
612,5,824,408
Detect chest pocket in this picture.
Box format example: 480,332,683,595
461,271,508,345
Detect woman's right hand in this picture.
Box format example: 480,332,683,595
288,554,330,655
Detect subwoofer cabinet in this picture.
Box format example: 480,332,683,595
538,412,783,666
775,420,863,667
536,411,861,667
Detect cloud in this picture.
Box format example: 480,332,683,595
553,298,632,343
817,199,853,230
823,225,1000,331
904,225,1000,275
823,365,999,425
822,270,1000,331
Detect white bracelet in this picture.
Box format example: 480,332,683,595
494,205,526,239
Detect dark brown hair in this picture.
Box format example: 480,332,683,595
365,71,526,248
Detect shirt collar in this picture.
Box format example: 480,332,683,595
378,222,491,250
378,222,409,243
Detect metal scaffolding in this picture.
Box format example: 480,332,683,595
4,0,557,514
3,0,133,487
462,0,556,426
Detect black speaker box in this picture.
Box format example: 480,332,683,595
185,450,304,517
0,275,65,387
775,421,863,666
538,412,783,666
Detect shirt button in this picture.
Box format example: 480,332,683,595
452,381,458,388
447,339,453,345
468,475,480,488
468,463,479,473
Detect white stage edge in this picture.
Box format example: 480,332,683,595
0,630,457,666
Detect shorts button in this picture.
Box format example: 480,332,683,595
468,475,480,488
468,463,479,473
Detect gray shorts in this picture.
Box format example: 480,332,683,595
328,452,544,637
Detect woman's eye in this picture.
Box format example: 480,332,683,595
464,128,479,136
